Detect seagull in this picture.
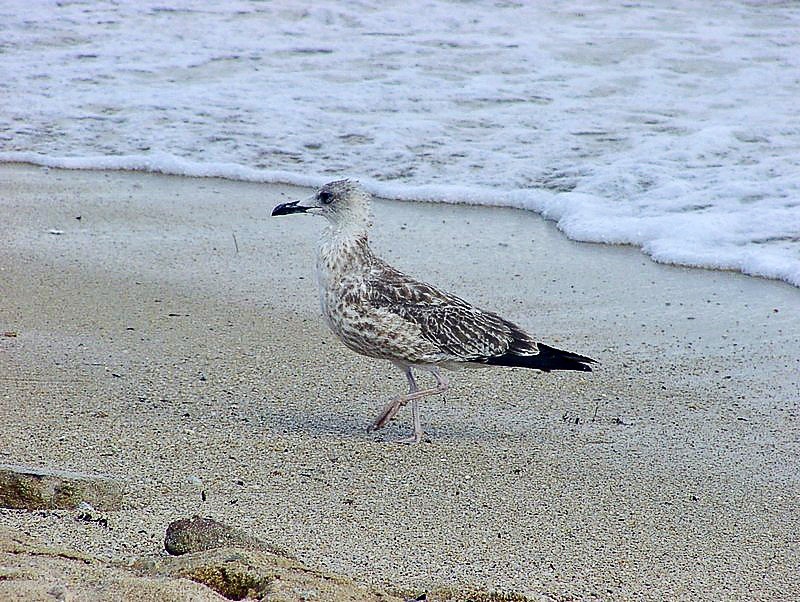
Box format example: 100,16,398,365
272,180,595,443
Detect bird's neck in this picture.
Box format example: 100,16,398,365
320,214,371,251
317,227,372,279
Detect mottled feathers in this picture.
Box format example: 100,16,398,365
273,180,595,443
319,236,595,372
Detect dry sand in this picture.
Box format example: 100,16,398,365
1,163,798,600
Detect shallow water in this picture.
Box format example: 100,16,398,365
1,1,799,285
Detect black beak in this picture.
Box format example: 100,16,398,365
271,200,309,216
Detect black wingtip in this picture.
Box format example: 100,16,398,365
483,343,596,373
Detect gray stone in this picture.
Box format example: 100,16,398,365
137,546,401,602
164,516,290,558
0,463,123,511
0,525,515,602
0,527,222,601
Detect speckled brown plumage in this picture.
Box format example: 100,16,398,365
272,179,595,443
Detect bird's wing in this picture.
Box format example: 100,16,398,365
365,260,539,362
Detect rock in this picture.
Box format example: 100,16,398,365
0,463,123,511
0,525,525,602
165,516,290,558
0,527,222,601
0,579,224,602
137,546,401,601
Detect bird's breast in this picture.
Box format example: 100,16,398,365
313,235,441,363
316,243,366,331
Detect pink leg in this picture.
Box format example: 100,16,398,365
367,367,449,444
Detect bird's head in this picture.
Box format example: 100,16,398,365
272,180,371,233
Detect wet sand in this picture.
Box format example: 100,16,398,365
1,163,798,600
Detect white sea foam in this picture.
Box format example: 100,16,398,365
1,1,799,286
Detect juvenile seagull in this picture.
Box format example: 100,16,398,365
272,180,595,443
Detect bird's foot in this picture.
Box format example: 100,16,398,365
391,432,425,445
367,396,406,432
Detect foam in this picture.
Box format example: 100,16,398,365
2,1,799,287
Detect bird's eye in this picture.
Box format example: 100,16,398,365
319,191,333,204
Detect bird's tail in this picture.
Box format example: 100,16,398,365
483,343,596,372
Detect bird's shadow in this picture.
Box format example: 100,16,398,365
247,395,519,445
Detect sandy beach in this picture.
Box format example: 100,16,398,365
1,163,798,600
